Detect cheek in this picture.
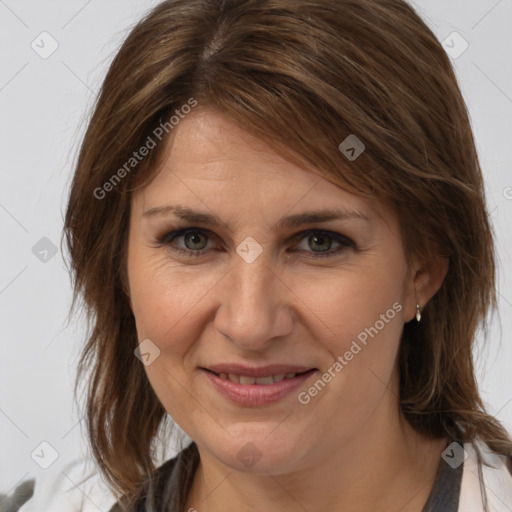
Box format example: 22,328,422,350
129,253,212,339
128,253,231,400
293,271,405,433
297,258,406,399
299,262,405,346
127,255,218,418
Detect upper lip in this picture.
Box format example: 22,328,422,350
202,363,317,377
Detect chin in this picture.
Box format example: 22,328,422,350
199,425,312,474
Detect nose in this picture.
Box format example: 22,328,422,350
213,246,294,351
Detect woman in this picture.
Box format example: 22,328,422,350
16,0,512,511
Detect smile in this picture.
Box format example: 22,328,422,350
215,372,300,385
200,368,318,406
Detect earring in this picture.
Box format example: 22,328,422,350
416,303,421,322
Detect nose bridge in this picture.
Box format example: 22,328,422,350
214,247,292,348
234,250,272,305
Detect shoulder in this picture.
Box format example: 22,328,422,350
459,439,512,512
14,444,195,512
16,458,117,512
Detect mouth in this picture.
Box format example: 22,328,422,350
199,366,319,406
203,368,314,385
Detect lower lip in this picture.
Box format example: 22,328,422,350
200,368,318,406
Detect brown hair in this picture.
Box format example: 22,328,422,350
63,0,512,508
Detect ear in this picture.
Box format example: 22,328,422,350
404,254,449,323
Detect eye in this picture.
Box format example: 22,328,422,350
180,231,208,251
156,227,355,259
157,228,214,257
291,230,355,258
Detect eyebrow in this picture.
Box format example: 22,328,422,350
143,204,372,230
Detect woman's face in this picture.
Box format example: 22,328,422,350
127,108,421,473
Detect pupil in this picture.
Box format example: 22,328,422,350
185,232,206,250
310,234,331,252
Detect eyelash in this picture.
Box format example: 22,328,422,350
156,227,356,259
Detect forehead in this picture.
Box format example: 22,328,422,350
132,108,390,226
158,108,319,182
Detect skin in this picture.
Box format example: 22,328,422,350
126,108,449,512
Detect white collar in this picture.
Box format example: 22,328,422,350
459,440,512,511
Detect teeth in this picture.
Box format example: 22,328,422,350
217,372,298,384
255,376,274,385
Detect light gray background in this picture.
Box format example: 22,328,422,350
1,0,511,497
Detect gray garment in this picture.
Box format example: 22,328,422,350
0,480,35,512
113,441,465,511
422,453,463,512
